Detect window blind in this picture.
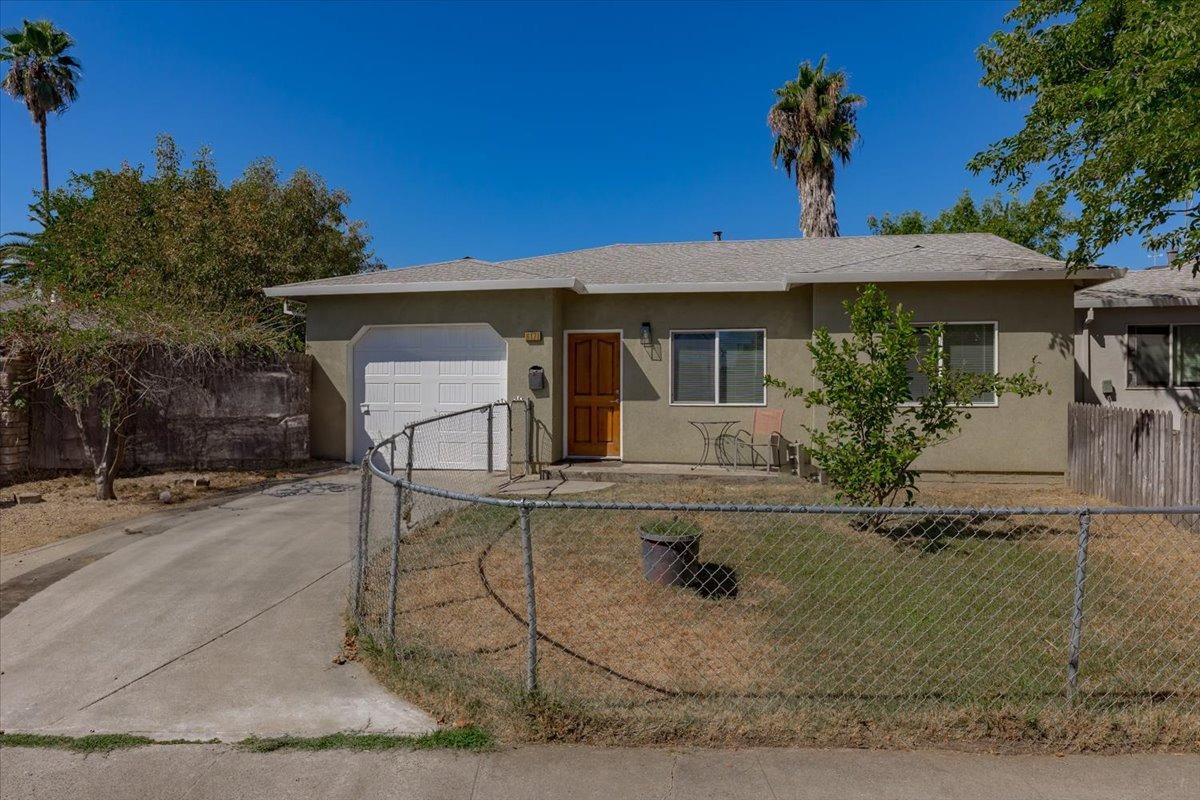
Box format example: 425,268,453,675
1128,326,1170,388
672,332,716,403
1173,324,1200,387
718,331,765,404
944,324,996,403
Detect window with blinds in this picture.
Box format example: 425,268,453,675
907,323,997,405
1176,325,1200,387
671,330,766,405
1127,325,1171,388
1128,324,1200,388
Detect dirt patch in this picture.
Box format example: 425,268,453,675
0,462,342,556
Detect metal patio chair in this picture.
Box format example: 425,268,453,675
717,408,785,472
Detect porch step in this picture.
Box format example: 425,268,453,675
548,462,792,485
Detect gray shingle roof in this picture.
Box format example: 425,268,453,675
266,233,1108,296
1075,265,1200,307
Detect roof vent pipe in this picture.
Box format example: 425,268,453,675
712,230,723,241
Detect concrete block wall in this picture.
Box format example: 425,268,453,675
23,353,312,474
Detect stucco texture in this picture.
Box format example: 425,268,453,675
1075,305,1200,425
813,282,1076,473
305,281,1077,474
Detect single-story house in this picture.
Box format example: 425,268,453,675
1075,264,1200,426
266,233,1118,475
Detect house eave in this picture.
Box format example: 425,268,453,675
264,277,582,297
1075,297,1200,309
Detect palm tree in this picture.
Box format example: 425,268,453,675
768,57,862,237
1,19,82,217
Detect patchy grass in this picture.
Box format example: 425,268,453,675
0,733,198,752
237,727,493,753
353,478,1200,752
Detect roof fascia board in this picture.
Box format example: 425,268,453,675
577,281,789,294
264,277,581,297
1075,297,1199,309
786,268,1123,285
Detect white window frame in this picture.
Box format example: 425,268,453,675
1125,323,1200,390
902,321,1000,408
668,328,768,407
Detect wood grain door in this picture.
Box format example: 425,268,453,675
567,332,621,458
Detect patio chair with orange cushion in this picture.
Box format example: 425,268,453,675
717,408,785,472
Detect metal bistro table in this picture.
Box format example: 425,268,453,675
688,419,738,469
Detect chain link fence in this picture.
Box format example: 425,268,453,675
353,402,1200,743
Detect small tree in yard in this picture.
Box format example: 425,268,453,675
766,285,1049,508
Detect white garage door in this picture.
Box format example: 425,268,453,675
352,324,507,468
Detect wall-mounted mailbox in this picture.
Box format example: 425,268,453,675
528,365,545,391
1101,379,1116,399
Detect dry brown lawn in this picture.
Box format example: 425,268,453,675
0,462,341,556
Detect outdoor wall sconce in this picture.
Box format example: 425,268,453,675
640,322,653,347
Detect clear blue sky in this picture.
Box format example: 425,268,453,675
0,1,1156,269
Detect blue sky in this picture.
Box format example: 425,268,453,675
0,1,1159,269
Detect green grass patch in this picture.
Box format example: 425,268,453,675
0,733,197,752
237,727,492,753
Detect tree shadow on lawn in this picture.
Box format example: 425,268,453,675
860,513,1067,555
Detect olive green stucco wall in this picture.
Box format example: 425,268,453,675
813,281,1076,473
559,289,813,463
303,280,1076,473
304,289,562,463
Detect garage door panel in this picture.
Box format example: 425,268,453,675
353,325,507,468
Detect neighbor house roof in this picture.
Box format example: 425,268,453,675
1075,265,1199,308
265,233,1121,297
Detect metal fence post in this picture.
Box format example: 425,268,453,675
1066,510,1091,706
519,503,539,694
353,460,373,618
389,438,395,474
386,483,404,640
524,398,535,476
405,428,415,484
487,403,495,473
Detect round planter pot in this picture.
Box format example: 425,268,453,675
639,527,701,588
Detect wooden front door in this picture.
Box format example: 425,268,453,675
567,332,621,458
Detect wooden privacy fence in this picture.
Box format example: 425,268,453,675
1068,402,1199,507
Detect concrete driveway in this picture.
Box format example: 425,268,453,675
0,472,435,741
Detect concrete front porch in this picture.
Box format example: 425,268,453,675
545,460,795,485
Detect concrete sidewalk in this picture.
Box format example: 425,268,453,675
1,743,1196,800
0,474,434,741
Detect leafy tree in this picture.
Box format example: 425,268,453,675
969,0,1200,273
1,19,82,217
768,57,864,238
2,135,373,329
765,285,1048,508
0,136,367,499
1,296,284,500
867,190,1069,258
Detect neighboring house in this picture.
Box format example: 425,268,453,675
265,234,1117,475
1075,265,1200,426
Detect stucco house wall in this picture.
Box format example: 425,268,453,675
813,281,1077,474
304,280,1076,473
1075,305,1200,425
304,289,563,464
558,288,813,463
